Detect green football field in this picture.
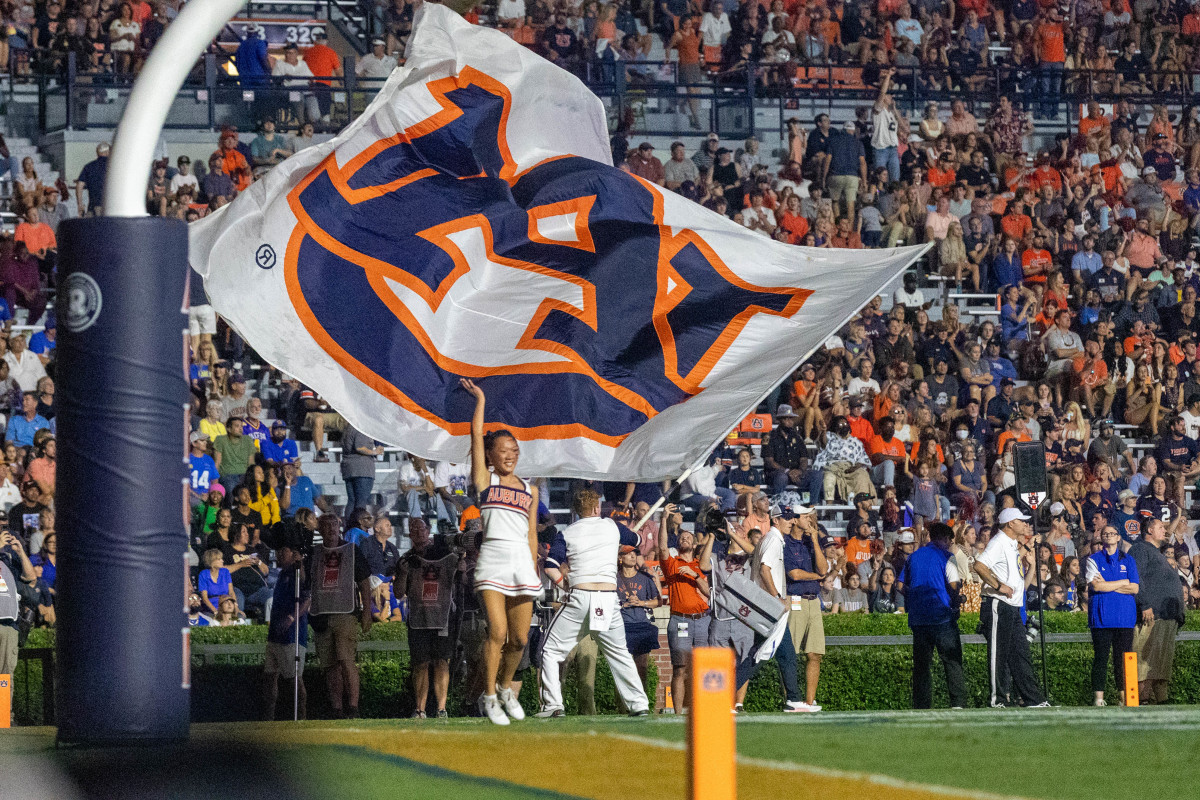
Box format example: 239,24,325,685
3,708,1199,799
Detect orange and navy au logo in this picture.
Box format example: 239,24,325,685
285,67,811,446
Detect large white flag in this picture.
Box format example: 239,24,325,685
189,3,927,481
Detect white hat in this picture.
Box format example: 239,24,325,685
825,335,845,350
897,529,916,544
998,508,1031,525
1049,502,1066,517
792,504,817,516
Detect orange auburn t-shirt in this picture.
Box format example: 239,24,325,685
662,555,710,615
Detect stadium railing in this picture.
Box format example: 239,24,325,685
19,55,1200,139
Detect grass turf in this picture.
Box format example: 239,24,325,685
5,708,1200,799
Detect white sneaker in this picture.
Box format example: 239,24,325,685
534,707,565,718
497,685,525,721
785,701,820,713
479,694,510,726
1028,701,1053,708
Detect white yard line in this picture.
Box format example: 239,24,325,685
605,733,1031,800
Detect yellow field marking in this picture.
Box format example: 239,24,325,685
222,724,1026,800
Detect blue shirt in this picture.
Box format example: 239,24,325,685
78,156,107,211
0,299,12,325
267,567,309,646
1111,509,1141,543
992,252,1023,289
235,37,270,87
1000,303,1027,341
261,437,300,464
986,356,1017,386
783,533,821,597
28,331,55,356
6,414,49,447
198,567,233,604
1087,549,1139,629
901,544,955,627
285,475,320,516
1071,250,1102,277
189,454,219,493
345,526,370,546
241,419,270,447
1184,183,1200,214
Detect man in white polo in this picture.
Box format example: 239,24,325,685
973,507,1049,708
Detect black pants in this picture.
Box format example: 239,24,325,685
911,620,967,709
981,597,1045,706
1090,627,1135,693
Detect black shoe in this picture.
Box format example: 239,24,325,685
346,706,360,719
629,709,650,717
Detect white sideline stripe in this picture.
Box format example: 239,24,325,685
604,733,1029,800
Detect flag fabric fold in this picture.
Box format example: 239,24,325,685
189,3,928,481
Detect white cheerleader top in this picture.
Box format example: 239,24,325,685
479,472,533,545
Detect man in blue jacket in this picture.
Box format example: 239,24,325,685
900,521,966,709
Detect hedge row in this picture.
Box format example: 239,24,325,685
15,612,1200,722
744,642,1200,710
19,610,1200,651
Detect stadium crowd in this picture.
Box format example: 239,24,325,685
5,0,1200,715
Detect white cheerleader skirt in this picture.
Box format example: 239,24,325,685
474,539,541,597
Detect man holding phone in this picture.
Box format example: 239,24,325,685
657,502,712,714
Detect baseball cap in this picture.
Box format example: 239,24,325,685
800,363,816,373
1049,502,1065,517
848,397,864,409
1000,378,1015,387
843,120,856,132
618,544,637,555
775,404,800,419
998,508,1031,525
189,430,208,443
231,371,246,383
792,504,817,516
271,420,287,429
1143,166,1157,176
853,492,873,505
825,335,844,350
177,155,190,164
1118,489,1136,502
820,535,837,549
372,37,386,46
897,529,915,544
638,141,653,150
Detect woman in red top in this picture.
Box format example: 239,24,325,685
668,16,703,129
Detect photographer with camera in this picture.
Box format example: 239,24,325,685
1,529,37,684
900,522,967,709
396,517,460,718
702,505,760,712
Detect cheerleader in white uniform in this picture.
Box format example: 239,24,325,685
460,378,540,726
